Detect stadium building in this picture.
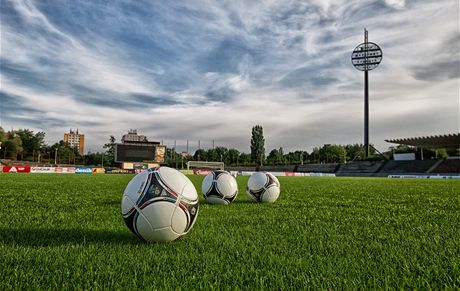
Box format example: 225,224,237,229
115,129,166,170
121,129,148,143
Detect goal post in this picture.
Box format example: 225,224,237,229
186,161,224,170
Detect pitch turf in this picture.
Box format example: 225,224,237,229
0,173,459,289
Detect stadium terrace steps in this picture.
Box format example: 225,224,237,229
426,159,445,173
296,163,339,173
225,167,256,172
258,165,296,172
378,160,438,174
430,159,460,173
336,161,386,176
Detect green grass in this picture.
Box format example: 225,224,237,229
0,173,459,289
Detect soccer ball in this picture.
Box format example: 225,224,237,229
121,167,199,242
201,170,238,204
246,172,280,203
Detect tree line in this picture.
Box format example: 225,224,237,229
0,126,453,168
0,129,116,166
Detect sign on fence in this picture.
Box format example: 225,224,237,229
55,167,76,173
30,167,55,173
2,166,31,173
75,168,92,174
105,169,134,174
193,169,213,175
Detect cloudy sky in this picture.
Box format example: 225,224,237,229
1,0,459,153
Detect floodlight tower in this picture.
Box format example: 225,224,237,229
351,29,383,157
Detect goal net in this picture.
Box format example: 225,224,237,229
186,161,224,170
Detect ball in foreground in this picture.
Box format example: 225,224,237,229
121,167,199,242
246,172,280,203
202,170,238,204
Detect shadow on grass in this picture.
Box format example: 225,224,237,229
0,228,142,247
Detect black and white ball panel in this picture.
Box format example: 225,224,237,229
121,167,199,242
246,172,280,203
202,170,238,204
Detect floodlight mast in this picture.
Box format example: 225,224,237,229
364,29,369,158
351,28,382,157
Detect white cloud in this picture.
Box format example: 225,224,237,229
1,0,458,154
384,0,406,10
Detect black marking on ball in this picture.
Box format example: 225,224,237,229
180,201,199,233
124,210,145,241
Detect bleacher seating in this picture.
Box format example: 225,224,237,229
378,160,438,174
430,159,460,173
258,165,296,172
225,166,256,172
336,161,385,176
296,163,339,173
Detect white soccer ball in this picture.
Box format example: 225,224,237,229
121,167,199,242
246,172,280,203
201,170,238,204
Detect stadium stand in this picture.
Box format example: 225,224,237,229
430,159,460,173
336,161,386,176
259,165,296,172
296,163,339,173
378,160,438,174
225,166,257,172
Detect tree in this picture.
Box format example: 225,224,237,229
214,146,228,162
2,132,23,160
103,135,117,167
16,129,46,161
206,148,217,161
267,148,279,165
239,152,252,166
0,133,3,158
227,148,240,166
319,144,347,163
165,148,183,168
51,140,81,165
250,125,265,166
193,149,207,161
2,140,16,159
86,151,104,166
345,144,365,161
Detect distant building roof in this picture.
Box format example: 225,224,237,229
122,129,148,143
385,133,460,149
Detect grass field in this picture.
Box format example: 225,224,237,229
0,173,459,289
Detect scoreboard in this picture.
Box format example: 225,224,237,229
115,144,166,163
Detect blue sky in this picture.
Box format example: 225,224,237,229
1,0,459,153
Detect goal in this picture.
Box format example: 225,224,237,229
186,161,224,171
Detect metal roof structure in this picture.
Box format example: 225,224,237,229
385,133,460,149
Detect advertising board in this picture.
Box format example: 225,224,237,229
2,166,31,173
75,167,92,174
122,162,134,169
105,169,135,174
155,146,166,163
55,167,76,173
92,168,105,174
193,169,213,175
394,153,416,161
30,167,56,173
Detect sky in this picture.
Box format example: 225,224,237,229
1,0,459,154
